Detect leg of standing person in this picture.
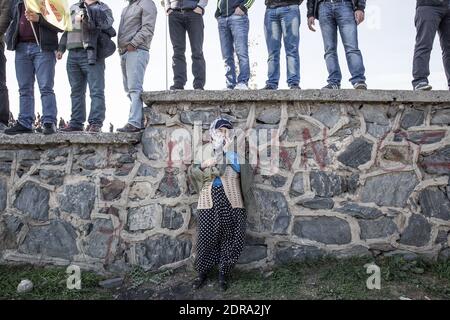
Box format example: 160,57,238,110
318,3,342,88
186,11,206,90
86,58,106,131
438,4,450,90
0,41,9,129
281,5,301,88
169,11,187,89
264,7,282,89
230,14,250,88
218,16,237,89
336,2,366,87
67,50,88,130
412,6,442,89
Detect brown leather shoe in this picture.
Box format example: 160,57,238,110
117,123,142,133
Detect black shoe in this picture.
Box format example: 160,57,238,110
192,273,207,290
290,85,301,90
43,123,56,135
353,82,368,90
218,273,228,292
59,125,84,132
322,83,341,90
194,87,204,90
4,122,33,135
414,82,432,91
170,85,184,90
117,123,142,133
262,85,277,90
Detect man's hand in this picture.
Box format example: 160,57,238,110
235,7,245,16
193,6,203,15
25,10,39,23
56,52,63,60
355,10,365,25
127,44,137,52
308,17,316,32
201,158,217,169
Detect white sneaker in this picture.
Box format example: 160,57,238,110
235,83,249,90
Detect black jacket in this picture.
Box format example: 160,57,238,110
215,0,255,18
417,0,448,7
6,0,62,51
265,0,303,8
307,0,366,18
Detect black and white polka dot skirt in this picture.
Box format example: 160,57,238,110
195,185,247,276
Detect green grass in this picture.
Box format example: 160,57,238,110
0,264,113,300
225,256,450,300
1,256,450,300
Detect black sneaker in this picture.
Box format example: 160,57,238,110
414,82,432,91
170,85,184,90
262,85,277,90
192,273,207,290
322,83,341,90
117,123,142,133
0,122,7,133
290,85,301,90
353,82,368,90
4,122,33,135
43,123,56,135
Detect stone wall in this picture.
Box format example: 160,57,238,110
1,90,450,274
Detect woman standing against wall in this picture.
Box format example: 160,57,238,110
189,118,255,291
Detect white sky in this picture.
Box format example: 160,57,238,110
4,0,449,128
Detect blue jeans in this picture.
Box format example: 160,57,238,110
120,49,149,129
264,5,301,89
15,42,57,129
67,49,106,128
318,1,366,86
217,14,250,88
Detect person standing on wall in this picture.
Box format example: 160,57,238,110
117,0,157,133
4,0,62,135
165,0,208,90
307,0,368,90
263,0,303,90
412,0,450,91
0,0,10,133
57,0,115,133
216,0,255,90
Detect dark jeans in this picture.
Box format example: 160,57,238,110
0,42,9,126
15,42,57,129
169,10,206,89
67,49,106,128
318,0,366,86
412,3,450,89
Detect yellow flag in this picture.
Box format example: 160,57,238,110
25,0,72,31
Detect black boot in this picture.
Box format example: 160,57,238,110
218,272,228,292
192,273,207,290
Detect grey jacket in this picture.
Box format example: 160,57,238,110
0,0,11,42
118,0,157,51
164,0,208,13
